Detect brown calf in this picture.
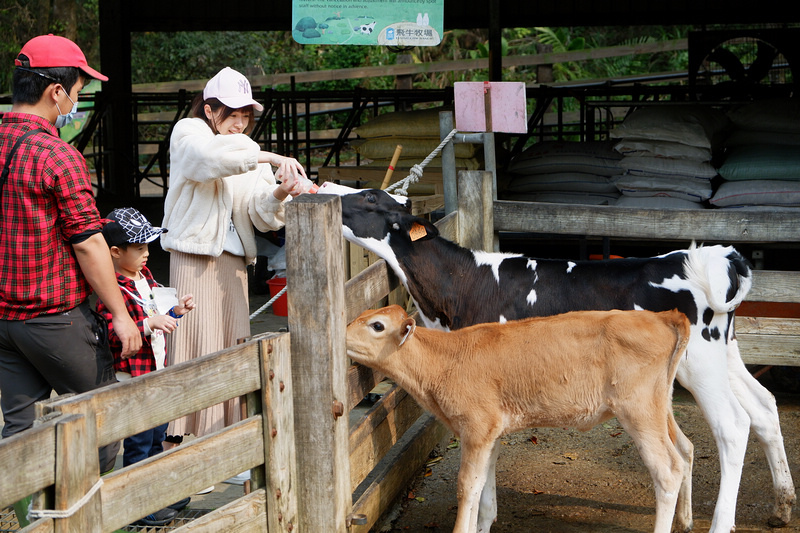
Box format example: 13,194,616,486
346,305,694,533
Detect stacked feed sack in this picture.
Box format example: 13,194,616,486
499,140,623,205
609,105,731,210
352,107,484,194
710,98,800,211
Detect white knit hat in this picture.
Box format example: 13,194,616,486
203,67,263,112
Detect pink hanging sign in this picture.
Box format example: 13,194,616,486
454,81,528,134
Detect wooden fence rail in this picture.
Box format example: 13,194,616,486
130,39,689,93
1,333,296,533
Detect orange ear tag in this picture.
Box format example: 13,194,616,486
409,222,427,241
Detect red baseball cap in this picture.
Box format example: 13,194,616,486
15,34,108,82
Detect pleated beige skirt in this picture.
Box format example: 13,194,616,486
166,250,250,438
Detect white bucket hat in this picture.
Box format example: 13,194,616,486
203,66,264,112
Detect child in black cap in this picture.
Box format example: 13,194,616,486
96,207,196,526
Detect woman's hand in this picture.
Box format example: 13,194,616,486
269,154,312,200
273,155,307,179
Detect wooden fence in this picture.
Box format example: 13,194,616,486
0,193,451,533
0,332,296,532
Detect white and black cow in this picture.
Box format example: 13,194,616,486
336,188,795,533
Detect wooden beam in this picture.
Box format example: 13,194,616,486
164,489,267,532
130,40,690,93
99,419,266,531
53,412,100,533
0,419,57,506
349,385,424,493
350,415,448,533
748,271,800,303
493,200,800,243
736,317,800,366
33,398,102,533
458,171,496,252
45,342,262,448
739,334,800,366
345,259,400,324
347,363,386,411
737,316,800,335
436,210,458,241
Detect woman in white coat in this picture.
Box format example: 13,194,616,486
162,67,309,446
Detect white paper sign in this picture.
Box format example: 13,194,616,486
152,287,179,315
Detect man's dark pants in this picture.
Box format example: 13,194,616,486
0,301,121,472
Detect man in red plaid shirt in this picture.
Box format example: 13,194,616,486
0,35,141,495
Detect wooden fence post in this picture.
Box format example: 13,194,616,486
458,170,496,252
285,194,351,532
34,400,103,533
440,110,457,215
260,334,299,532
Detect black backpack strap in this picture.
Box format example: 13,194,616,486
1,127,47,217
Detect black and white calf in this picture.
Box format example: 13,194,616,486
335,188,795,533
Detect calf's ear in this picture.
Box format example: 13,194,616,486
398,318,416,346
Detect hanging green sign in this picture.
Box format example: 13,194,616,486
292,0,443,46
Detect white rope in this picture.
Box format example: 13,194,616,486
386,128,458,196
249,285,288,320
27,478,103,520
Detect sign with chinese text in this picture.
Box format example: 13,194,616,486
292,0,443,46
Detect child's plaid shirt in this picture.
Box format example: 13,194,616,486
96,265,165,377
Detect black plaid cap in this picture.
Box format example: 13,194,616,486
102,207,167,247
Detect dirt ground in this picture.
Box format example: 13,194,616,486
374,371,800,533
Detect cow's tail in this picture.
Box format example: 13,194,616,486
665,309,691,378
683,242,752,313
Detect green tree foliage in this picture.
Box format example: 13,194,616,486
410,29,491,87
0,2,35,94
496,25,692,85
130,31,397,91
131,31,279,84
583,26,691,79
1,0,99,95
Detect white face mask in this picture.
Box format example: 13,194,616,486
54,87,78,128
